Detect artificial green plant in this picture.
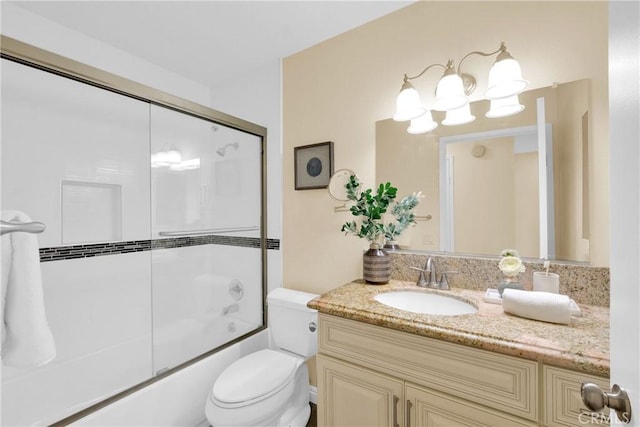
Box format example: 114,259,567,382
340,175,421,245
383,193,421,241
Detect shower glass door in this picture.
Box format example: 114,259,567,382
149,105,264,373
1,48,266,425
1,58,153,425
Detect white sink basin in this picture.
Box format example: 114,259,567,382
374,291,477,316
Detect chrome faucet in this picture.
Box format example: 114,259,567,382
410,257,458,290
425,257,437,287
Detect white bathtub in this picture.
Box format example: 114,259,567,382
70,330,268,427
2,319,266,426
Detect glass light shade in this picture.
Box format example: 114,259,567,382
485,58,528,99
393,87,426,121
407,110,438,134
432,73,468,112
485,95,525,118
442,102,476,126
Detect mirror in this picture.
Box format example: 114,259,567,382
329,169,358,213
329,169,356,202
376,79,591,263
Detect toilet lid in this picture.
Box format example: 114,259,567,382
212,349,299,404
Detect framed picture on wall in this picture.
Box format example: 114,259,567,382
294,141,334,190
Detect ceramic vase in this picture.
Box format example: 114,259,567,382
363,242,391,284
383,240,400,251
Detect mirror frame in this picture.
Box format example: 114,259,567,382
376,79,593,263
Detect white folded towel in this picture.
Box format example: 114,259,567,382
1,210,56,367
502,288,571,325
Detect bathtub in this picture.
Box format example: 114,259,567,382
70,330,268,426
2,317,266,426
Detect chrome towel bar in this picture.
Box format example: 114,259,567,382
158,226,259,237
0,219,46,236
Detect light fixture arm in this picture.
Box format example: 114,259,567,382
457,41,507,75
404,62,447,82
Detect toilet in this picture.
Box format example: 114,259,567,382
205,288,319,427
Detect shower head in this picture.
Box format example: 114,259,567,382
216,142,239,157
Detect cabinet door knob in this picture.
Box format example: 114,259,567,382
406,399,413,427
581,382,632,423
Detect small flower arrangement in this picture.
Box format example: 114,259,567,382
340,175,422,245
498,248,526,277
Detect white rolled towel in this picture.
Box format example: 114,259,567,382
502,289,571,325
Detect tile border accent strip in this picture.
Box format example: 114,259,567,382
39,236,279,262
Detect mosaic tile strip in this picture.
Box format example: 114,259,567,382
39,236,279,262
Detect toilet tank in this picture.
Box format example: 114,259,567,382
267,288,319,357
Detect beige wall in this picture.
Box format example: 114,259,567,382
514,151,540,257
283,1,609,294
555,79,591,262
450,137,518,256
376,119,440,251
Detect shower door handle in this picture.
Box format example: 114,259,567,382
0,219,46,236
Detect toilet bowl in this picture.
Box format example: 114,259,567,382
205,288,318,427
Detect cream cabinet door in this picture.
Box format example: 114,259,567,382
543,366,610,426
405,383,537,427
317,354,404,427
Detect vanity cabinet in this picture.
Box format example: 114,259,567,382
318,354,535,427
316,313,608,427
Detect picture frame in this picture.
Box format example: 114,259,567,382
294,141,334,190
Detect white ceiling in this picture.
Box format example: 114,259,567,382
13,1,413,88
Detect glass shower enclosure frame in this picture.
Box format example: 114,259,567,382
1,35,268,425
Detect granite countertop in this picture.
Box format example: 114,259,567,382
308,280,609,377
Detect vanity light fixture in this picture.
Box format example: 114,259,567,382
393,42,528,134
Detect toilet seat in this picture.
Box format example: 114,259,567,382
211,349,301,409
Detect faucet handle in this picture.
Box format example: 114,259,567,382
409,266,429,287
439,271,459,290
